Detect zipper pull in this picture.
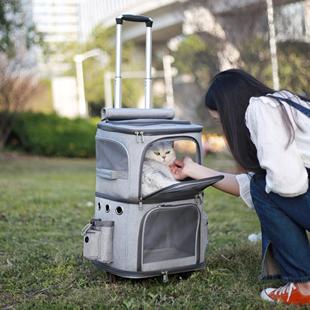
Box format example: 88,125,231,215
139,197,143,210
139,131,144,143
81,223,92,236
195,194,203,205
134,131,140,143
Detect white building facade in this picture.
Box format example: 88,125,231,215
29,0,80,75
31,0,79,43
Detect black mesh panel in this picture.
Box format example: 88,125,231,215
143,205,199,264
96,139,128,172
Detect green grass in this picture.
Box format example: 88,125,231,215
0,154,304,309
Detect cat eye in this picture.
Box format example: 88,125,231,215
165,151,171,154
154,152,160,156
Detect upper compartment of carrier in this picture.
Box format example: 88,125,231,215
98,108,203,135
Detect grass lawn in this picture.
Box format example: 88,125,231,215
0,154,303,309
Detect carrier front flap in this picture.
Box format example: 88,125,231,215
142,175,224,203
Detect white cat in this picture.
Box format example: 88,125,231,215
142,141,179,196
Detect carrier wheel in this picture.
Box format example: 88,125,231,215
106,272,119,283
178,271,193,280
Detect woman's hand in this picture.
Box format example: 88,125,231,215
170,156,194,180
171,156,241,197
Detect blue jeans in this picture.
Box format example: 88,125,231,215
250,171,310,282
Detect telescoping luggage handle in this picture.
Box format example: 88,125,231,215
114,14,153,109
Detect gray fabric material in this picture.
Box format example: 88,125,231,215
108,119,190,125
96,168,128,180
96,138,128,173
98,121,202,135
100,221,114,227
95,129,203,201
102,108,175,120
89,116,209,276
93,196,207,273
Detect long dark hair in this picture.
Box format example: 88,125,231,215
205,69,301,172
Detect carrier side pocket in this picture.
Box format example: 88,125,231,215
98,221,114,263
82,219,101,260
82,220,114,263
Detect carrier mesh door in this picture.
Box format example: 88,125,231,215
141,204,200,272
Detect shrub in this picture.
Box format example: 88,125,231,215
10,113,97,157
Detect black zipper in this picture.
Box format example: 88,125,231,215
97,123,202,135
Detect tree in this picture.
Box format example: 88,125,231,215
240,36,310,95
171,34,220,128
0,0,43,150
58,25,143,114
172,34,220,90
0,0,43,57
0,55,38,149
171,32,310,129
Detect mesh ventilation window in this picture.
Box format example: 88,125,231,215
96,139,128,179
144,139,199,163
173,140,199,161
141,138,200,197
143,205,199,264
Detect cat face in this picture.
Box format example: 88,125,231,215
145,141,176,165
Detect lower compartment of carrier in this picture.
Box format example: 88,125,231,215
82,197,208,279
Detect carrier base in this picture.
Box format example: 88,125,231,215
93,261,206,280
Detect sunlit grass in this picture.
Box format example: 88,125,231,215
0,155,301,309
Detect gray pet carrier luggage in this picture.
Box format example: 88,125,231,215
82,14,223,280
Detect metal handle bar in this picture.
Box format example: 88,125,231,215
114,14,153,109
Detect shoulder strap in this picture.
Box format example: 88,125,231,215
266,95,310,118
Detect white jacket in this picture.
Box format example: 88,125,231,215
236,90,310,208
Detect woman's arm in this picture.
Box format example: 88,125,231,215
170,157,240,196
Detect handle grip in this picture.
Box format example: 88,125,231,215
116,14,153,27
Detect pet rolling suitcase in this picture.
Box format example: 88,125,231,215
82,14,223,281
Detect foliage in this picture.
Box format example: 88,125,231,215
0,56,38,148
240,37,310,95
0,154,294,309
85,26,143,110
8,113,96,157
164,33,310,134
57,25,143,114
27,79,54,114
0,0,45,149
172,34,220,90
0,0,43,57
277,41,310,95
171,34,220,128
172,34,310,97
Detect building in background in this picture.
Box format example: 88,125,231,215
30,0,80,75
21,0,310,118
77,0,310,123
79,0,310,43
23,0,80,117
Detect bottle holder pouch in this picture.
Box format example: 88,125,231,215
82,219,114,263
